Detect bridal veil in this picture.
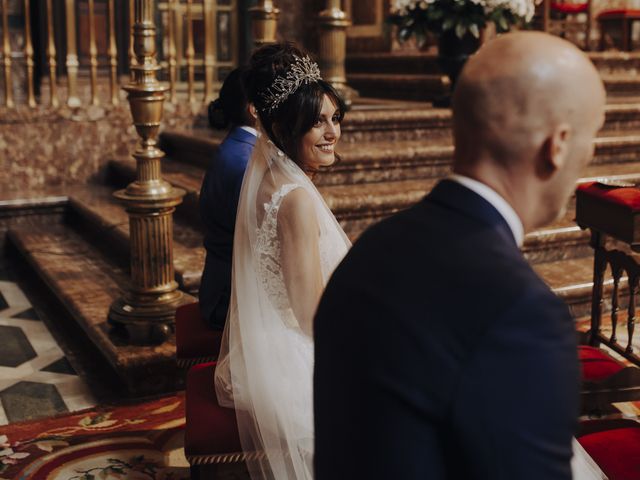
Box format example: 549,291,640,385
214,129,350,479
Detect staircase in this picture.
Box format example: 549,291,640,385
346,51,640,101
5,51,640,395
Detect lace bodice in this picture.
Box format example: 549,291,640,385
256,183,301,328
255,181,348,329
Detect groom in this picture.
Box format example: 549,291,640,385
314,32,606,479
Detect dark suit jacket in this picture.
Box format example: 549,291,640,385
199,127,256,330
314,179,579,479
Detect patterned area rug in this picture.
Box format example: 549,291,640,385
0,392,189,480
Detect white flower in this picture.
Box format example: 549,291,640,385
390,0,436,14
390,0,536,24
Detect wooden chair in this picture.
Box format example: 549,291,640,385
541,0,593,50
575,181,640,413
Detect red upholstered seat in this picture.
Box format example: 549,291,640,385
579,420,640,479
577,182,640,211
551,2,588,14
579,346,626,382
598,9,640,19
175,302,222,367
185,362,242,459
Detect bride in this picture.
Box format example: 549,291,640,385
214,43,351,480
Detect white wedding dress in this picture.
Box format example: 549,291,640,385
215,132,351,480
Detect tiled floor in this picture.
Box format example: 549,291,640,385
0,278,96,425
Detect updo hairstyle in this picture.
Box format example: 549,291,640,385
245,43,347,168
208,66,253,130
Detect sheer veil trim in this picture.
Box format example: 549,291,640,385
214,127,350,480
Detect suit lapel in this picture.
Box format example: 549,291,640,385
426,179,519,248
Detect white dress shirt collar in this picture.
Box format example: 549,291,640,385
239,125,258,137
448,174,524,247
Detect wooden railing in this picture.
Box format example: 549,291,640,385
0,0,238,109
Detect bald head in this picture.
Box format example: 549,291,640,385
452,31,606,231
453,31,603,167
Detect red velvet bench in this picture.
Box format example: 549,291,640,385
185,362,246,478
575,181,640,413
578,418,640,479
597,9,640,51
175,302,223,369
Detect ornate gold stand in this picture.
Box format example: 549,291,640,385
317,0,357,107
109,0,186,345
249,0,280,48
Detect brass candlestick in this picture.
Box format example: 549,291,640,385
109,0,186,345
317,0,357,107
249,0,279,48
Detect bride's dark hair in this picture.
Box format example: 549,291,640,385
245,42,346,169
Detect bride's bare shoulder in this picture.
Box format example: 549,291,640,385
278,186,317,229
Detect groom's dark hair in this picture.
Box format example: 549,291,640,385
245,42,346,172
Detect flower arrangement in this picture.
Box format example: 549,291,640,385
390,0,538,47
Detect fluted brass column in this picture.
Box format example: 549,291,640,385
108,0,118,105
45,0,58,107
167,0,177,103
88,0,99,105
185,0,195,104
64,0,80,107
317,0,357,107
1,0,13,108
109,0,186,345
23,0,35,107
203,0,215,104
249,0,279,48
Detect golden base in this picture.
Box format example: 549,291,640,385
108,290,187,345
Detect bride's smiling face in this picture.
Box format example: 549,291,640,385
298,94,341,171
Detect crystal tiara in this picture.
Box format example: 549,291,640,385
259,55,322,114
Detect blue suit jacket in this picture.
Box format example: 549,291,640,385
314,179,579,479
199,127,256,329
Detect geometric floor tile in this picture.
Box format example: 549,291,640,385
41,356,76,375
0,272,97,426
11,307,40,321
0,381,68,423
0,324,37,367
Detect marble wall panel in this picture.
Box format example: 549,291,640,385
0,101,204,192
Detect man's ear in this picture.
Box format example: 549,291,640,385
248,103,258,121
540,123,571,177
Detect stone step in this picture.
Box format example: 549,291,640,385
6,224,186,396
602,73,640,97
347,73,450,102
323,133,640,186
110,156,640,267
346,51,640,76
318,162,640,240
66,186,205,294
160,129,640,188
589,51,640,73
159,102,640,164
347,72,640,102
534,255,598,320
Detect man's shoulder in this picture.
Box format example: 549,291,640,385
212,137,252,176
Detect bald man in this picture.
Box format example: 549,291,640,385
314,32,606,479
